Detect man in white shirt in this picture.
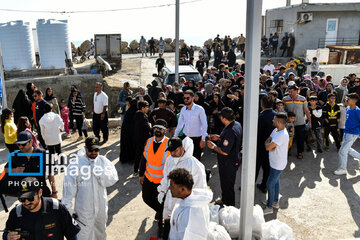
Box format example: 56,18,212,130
174,90,208,161
168,168,211,240
263,112,289,215
93,82,109,144
263,59,275,75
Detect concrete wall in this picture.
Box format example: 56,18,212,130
4,74,121,117
266,3,360,57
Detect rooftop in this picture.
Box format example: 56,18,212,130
266,2,360,13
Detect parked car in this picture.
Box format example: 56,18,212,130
154,65,202,86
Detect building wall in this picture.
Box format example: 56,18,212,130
266,4,360,57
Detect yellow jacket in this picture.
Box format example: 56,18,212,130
4,119,17,144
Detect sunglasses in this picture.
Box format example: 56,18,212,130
355,81,360,83
19,196,35,202
17,141,29,147
183,97,191,100
33,95,38,98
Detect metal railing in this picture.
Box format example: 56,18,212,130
318,38,359,48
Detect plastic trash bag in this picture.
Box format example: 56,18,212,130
209,205,220,224
261,219,295,240
207,222,231,240
82,118,91,130
219,206,240,238
252,205,265,238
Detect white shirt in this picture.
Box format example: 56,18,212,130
93,91,108,114
169,189,212,240
174,103,208,139
39,112,64,146
269,128,289,170
263,64,275,75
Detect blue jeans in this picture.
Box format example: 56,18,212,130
266,167,282,208
339,133,360,170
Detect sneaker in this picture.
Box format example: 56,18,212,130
263,206,273,215
325,147,330,152
317,148,323,153
334,168,347,175
66,134,71,138
77,136,84,141
262,200,279,209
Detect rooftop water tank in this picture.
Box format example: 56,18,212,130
0,20,36,71
37,19,71,69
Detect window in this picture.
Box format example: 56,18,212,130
270,20,283,33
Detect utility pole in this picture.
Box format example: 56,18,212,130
175,0,180,83
240,0,262,239
0,43,7,110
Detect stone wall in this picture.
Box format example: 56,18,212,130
4,74,121,117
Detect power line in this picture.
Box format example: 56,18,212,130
0,0,201,14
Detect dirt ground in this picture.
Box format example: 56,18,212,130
0,53,359,239
0,127,359,240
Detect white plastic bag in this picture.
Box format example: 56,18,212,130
209,205,220,224
252,205,265,238
219,206,240,238
207,222,231,240
261,219,295,240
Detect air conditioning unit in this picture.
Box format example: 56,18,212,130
301,13,313,22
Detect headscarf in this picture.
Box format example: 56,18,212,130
44,87,55,101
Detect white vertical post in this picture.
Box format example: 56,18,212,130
175,0,180,83
240,0,262,239
0,43,7,110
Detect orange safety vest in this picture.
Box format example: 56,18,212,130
143,137,170,184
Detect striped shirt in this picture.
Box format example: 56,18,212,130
70,97,86,116
283,95,308,126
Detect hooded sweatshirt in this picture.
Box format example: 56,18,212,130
169,188,212,240
39,112,64,146
158,137,208,219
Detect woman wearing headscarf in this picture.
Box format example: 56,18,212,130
335,78,349,104
135,86,153,106
12,89,33,125
26,82,36,103
120,99,138,163
182,79,198,93
194,91,209,115
208,93,225,134
44,87,60,115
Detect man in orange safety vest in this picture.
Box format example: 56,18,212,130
139,119,170,238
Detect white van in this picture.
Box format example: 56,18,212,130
155,65,202,86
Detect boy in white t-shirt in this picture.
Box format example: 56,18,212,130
263,112,289,215
263,59,275,75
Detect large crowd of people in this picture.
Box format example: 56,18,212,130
0,32,359,239
118,34,360,238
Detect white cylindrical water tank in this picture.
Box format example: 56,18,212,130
37,19,71,69
0,20,36,71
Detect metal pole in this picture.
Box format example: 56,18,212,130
0,43,7,110
240,0,262,239
175,0,180,83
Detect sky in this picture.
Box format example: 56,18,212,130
0,0,359,46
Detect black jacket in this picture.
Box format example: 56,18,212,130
134,111,151,148
4,197,80,240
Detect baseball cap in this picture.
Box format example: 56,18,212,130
18,177,41,199
166,137,183,152
85,136,100,150
153,119,167,130
15,131,32,145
